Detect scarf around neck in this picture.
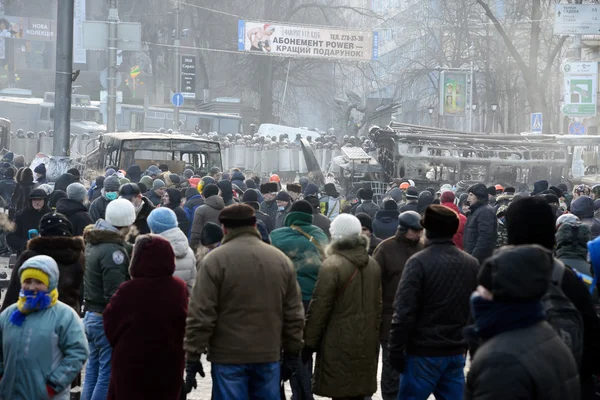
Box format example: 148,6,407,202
10,288,58,326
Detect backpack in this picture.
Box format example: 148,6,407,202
541,260,584,366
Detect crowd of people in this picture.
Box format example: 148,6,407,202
0,146,598,399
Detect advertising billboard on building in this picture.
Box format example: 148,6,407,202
0,15,55,41
237,20,377,61
439,71,467,116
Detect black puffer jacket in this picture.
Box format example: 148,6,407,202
9,167,35,219
372,210,399,240
389,238,479,357
6,189,50,254
56,198,94,236
464,201,497,264
164,188,188,235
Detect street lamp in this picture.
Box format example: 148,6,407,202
471,104,478,112
428,107,434,115
491,103,498,133
491,103,498,112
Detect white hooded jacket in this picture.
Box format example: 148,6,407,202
159,227,197,292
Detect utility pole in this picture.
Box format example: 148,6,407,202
468,43,475,133
107,0,119,133
53,0,74,157
173,0,180,130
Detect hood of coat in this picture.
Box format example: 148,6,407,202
160,227,191,257
205,195,225,210
327,234,370,268
27,235,85,265
217,180,233,202
165,188,182,209
571,196,594,220
375,209,399,223
130,235,175,278
284,211,313,227
56,198,88,217
555,222,590,260
84,220,125,245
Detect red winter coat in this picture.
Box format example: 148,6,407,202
104,235,188,400
441,201,467,250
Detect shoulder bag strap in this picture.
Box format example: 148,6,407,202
290,225,325,259
336,268,359,299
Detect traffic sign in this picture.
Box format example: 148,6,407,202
172,92,184,107
569,121,587,136
554,4,600,35
563,62,598,118
531,113,543,134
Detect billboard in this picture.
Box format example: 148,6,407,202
439,71,467,116
237,20,377,61
562,61,597,118
0,15,55,41
180,55,196,99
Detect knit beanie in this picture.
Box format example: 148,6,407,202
152,179,166,190
467,183,488,200
147,208,178,234
39,212,73,237
139,175,153,189
200,222,224,247
330,214,362,240
203,183,219,198
183,169,194,179
66,183,87,203
275,191,291,202
355,212,373,233
105,198,136,228
34,163,46,175
440,191,455,204
405,187,418,200
245,179,257,189
289,200,313,215
242,188,260,203
103,175,121,192
384,199,398,210
19,255,59,291
505,197,555,250
105,168,116,177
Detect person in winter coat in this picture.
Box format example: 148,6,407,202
373,200,399,240
304,195,331,239
103,235,188,400
217,179,235,206
89,174,120,222
571,195,595,230
148,208,197,292
89,176,104,202
388,205,479,399
506,196,600,397
398,187,419,213
274,191,293,229
118,183,155,235
303,214,382,399
354,188,380,219
190,184,225,251
125,164,142,183
555,221,592,278
196,222,223,267
231,170,247,192
440,191,466,250
319,183,344,221
260,182,279,228
0,255,89,400
242,188,273,233
464,245,580,400
464,183,498,264
356,213,381,255
158,188,186,233
6,189,50,254
183,186,203,238
372,210,424,400
82,199,136,400
0,167,16,208
55,183,93,236
145,179,166,206
416,190,433,214
9,167,35,219
184,204,304,398
2,212,85,314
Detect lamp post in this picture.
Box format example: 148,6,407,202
491,103,498,133
428,106,434,127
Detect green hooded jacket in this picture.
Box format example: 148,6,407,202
270,212,328,301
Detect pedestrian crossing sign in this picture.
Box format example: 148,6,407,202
531,112,543,134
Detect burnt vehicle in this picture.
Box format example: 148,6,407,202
370,123,600,187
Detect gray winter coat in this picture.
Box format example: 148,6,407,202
160,227,196,292
190,196,225,250
355,201,380,220
464,201,497,264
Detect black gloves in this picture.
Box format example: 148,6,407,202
301,347,315,365
280,353,300,382
185,358,205,394
388,351,405,374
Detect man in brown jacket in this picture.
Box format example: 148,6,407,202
372,210,424,400
189,183,225,251
184,204,304,398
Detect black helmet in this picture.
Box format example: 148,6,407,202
398,211,423,232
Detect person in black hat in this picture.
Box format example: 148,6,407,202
354,189,380,220
33,163,47,185
259,182,279,229
464,245,580,400
6,189,51,254
161,187,189,235
373,199,400,240
399,187,419,213
274,191,292,230
532,179,549,196
356,213,381,255
56,183,93,236
389,205,479,399
304,195,331,239
242,188,273,233
1,211,85,314
190,184,225,251
119,183,155,235
0,166,16,208
464,183,497,264
487,186,497,207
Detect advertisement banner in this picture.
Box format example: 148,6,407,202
0,16,25,38
25,18,55,41
73,0,86,63
238,20,377,61
562,61,598,118
180,55,196,99
439,71,467,116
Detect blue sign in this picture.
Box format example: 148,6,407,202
569,121,587,136
237,20,245,51
171,92,184,107
531,112,543,134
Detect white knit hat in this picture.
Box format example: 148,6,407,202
330,214,362,240
105,198,136,228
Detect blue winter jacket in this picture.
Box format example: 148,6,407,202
0,301,88,400
373,210,399,240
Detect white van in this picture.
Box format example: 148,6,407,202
257,123,318,141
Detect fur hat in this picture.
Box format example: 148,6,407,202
219,204,256,229
506,197,555,250
330,214,362,240
503,187,516,195
287,183,302,195
260,182,278,195
201,222,224,246
147,208,178,234
421,205,458,239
